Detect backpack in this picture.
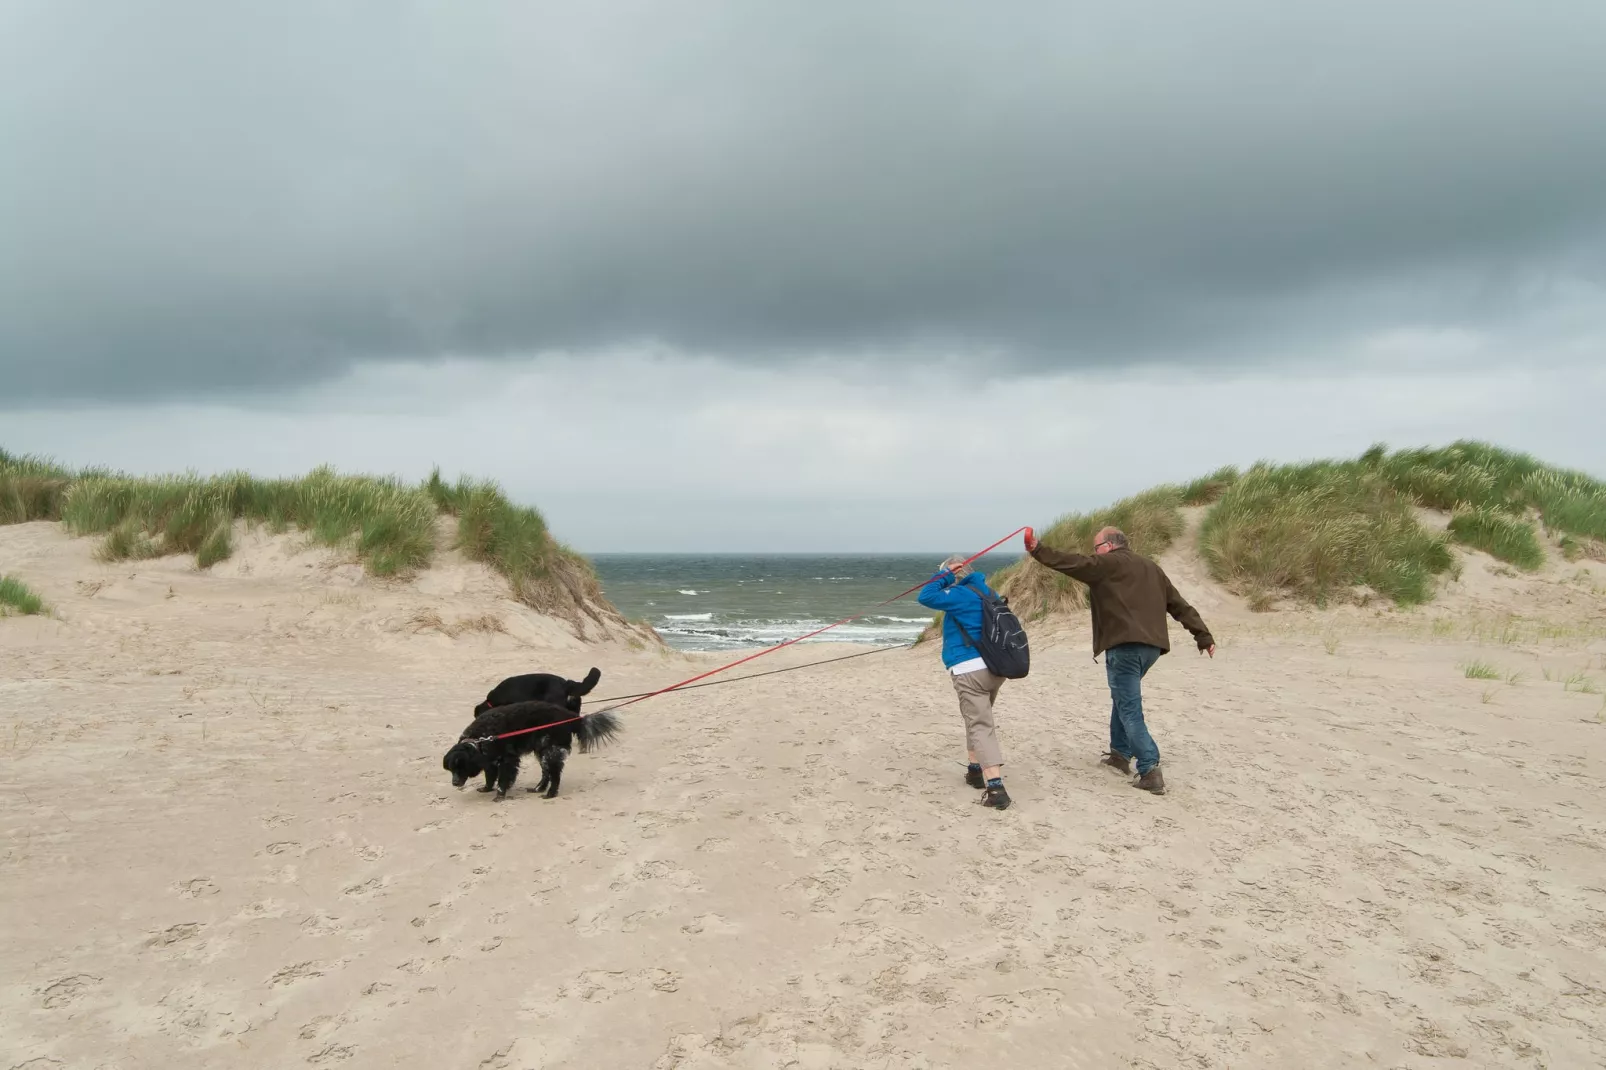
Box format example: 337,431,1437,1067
951,585,1031,679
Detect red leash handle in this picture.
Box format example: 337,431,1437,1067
608,526,1028,711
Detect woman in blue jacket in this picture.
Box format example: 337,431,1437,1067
917,556,1012,810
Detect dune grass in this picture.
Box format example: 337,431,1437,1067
0,574,48,617
1372,441,1606,541
1198,460,1457,609
424,469,611,621
1179,465,1241,506
1559,534,1606,562
0,448,76,526
1445,507,1546,570
53,467,440,577
979,440,1604,622
1,449,616,624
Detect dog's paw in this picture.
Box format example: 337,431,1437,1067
476,786,494,793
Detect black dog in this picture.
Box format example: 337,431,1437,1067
443,700,621,800
474,666,602,717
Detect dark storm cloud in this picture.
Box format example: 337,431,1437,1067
3,1,1605,400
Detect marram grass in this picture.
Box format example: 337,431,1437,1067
1,450,609,622
985,440,1603,618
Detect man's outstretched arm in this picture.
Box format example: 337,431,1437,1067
1164,576,1215,655
1027,542,1105,583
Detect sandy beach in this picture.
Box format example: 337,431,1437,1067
4,519,1605,1068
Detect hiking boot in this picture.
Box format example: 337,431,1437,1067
964,766,986,789
981,785,1012,810
1100,751,1132,775
1133,767,1166,795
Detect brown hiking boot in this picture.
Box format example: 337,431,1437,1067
1100,751,1132,775
1133,767,1166,795
981,784,1012,810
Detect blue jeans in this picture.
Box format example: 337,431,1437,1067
1106,642,1163,774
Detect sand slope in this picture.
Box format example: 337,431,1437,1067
3,521,1606,1068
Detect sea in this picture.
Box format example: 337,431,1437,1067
591,552,1024,652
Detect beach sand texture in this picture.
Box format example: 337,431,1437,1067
4,518,1605,1068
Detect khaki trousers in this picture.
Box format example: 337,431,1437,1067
951,667,1005,768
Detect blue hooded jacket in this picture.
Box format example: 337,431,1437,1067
916,567,1001,669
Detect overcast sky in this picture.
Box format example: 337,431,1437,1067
4,2,1604,551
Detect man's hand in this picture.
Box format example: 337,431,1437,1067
1024,527,1038,552
1200,643,1215,658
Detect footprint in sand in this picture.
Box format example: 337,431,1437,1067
269,961,326,987
145,922,203,948
567,968,681,1002
176,877,220,898
396,955,458,976
301,913,345,937
974,987,1078,1030
794,867,853,911
680,913,733,936
634,810,697,837
357,845,385,862
264,841,301,856
307,1044,357,1065
299,1014,349,1041
610,859,699,892
40,974,101,1009
897,891,945,915
622,908,669,933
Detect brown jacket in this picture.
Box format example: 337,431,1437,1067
1028,545,1214,658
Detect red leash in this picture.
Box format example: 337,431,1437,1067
483,527,1027,742
487,714,581,741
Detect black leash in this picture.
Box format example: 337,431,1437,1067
587,642,911,705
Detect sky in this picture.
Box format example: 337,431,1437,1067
3,1,1604,551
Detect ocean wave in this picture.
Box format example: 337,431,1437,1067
652,615,926,651
663,612,713,621
678,589,700,595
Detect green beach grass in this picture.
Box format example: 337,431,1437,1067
979,440,1606,621
0,448,615,623
0,574,48,616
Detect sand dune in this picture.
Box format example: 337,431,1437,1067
3,520,1605,1067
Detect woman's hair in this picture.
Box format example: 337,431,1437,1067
942,554,972,578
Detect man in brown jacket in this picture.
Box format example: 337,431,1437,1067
1023,524,1215,795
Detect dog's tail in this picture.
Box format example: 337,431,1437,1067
568,666,603,697
573,708,622,753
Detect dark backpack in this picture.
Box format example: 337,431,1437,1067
951,585,1031,679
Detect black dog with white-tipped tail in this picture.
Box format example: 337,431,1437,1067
443,700,622,800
